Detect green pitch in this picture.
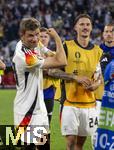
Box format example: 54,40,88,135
0,90,92,150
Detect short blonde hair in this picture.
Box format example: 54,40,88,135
19,17,41,34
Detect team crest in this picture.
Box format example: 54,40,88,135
73,51,81,63
72,52,81,75
75,52,81,59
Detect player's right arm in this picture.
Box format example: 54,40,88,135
22,28,67,69
48,69,92,87
42,28,67,69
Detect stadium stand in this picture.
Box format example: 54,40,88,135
0,0,113,88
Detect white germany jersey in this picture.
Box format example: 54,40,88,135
13,41,47,116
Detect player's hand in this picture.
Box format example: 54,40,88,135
74,76,92,87
84,80,101,91
47,28,60,39
85,84,96,91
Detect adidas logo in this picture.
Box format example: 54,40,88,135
101,57,108,62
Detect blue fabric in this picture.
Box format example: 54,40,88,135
100,44,114,76
95,129,114,150
43,85,56,100
94,59,114,150
100,43,114,53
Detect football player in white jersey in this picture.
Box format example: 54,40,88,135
13,17,67,149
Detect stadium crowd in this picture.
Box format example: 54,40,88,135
0,0,113,66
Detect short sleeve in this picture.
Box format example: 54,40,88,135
13,49,44,69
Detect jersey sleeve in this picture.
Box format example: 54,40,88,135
13,49,44,69
24,51,44,68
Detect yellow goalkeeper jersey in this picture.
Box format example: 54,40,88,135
63,40,103,108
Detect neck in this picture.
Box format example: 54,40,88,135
105,41,114,47
77,36,89,48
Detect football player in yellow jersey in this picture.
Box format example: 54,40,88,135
40,27,56,125
39,27,62,150
38,28,55,58
40,27,61,121
59,14,103,150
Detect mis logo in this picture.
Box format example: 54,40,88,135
0,125,47,146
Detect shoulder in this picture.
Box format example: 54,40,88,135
94,44,103,55
13,42,25,64
15,40,22,51
94,44,103,51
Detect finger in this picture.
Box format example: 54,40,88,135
48,29,51,33
83,80,91,86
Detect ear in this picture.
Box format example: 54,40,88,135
74,24,77,31
19,31,24,37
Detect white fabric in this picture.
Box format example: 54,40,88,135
14,112,49,127
96,100,101,120
13,40,49,127
93,63,102,82
61,106,98,136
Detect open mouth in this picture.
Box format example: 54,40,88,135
82,30,88,33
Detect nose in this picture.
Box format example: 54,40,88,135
107,33,112,37
84,24,89,28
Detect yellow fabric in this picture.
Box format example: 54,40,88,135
39,40,60,99
64,40,103,108
43,77,54,89
0,70,4,75
43,77,61,100
37,41,44,48
54,79,61,100
94,80,104,100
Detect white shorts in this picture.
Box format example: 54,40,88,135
61,106,98,136
14,111,49,129
96,100,101,120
